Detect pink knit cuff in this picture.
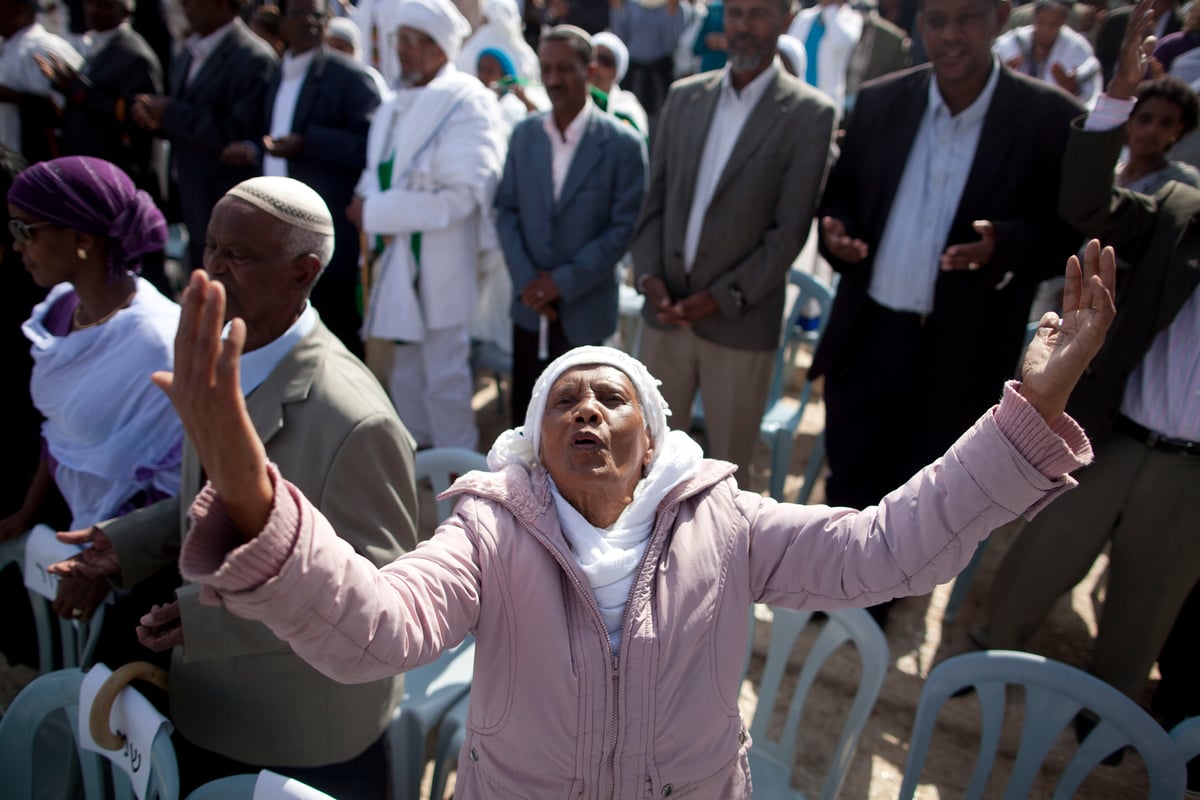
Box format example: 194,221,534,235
179,462,300,593
993,381,1093,478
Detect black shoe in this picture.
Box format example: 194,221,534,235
1073,712,1126,766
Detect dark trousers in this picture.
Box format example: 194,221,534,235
309,273,364,358
175,729,388,798
511,317,574,427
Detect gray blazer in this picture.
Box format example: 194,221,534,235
631,69,837,351
495,105,646,344
104,320,418,766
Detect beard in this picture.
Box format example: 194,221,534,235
727,38,774,72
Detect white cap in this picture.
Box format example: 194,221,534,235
388,0,471,62
225,176,334,235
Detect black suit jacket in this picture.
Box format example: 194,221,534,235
812,65,1084,407
59,25,163,196
261,47,381,279
1096,4,1183,87
1058,122,1200,444
162,19,277,263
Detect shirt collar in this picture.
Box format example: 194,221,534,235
234,301,317,396
543,96,594,143
928,55,1001,124
185,19,236,62
281,47,317,80
720,58,779,105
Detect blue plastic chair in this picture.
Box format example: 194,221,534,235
617,283,646,357
428,690,470,800
742,605,888,800
386,636,476,800
470,340,512,414
414,448,490,523
898,650,1187,799
1171,716,1200,761
0,667,179,800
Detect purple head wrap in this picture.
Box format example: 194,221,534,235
7,156,167,277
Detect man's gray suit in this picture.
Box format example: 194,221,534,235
161,19,277,268
631,68,836,473
102,319,418,766
495,104,646,417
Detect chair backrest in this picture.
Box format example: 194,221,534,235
899,650,1186,800
766,270,836,411
414,448,490,521
0,668,179,800
1172,716,1200,762
742,605,888,800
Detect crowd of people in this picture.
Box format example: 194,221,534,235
0,0,1196,794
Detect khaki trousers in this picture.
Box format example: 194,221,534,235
984,432,1200,700
639,325,774,482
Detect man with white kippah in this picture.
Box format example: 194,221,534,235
49,175,419,797
350,0,506,450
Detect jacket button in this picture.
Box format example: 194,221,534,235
662,784,673,796
470,748,478,762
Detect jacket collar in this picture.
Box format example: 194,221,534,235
245,318,331,448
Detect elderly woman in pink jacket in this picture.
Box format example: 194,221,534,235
156,241,1115,799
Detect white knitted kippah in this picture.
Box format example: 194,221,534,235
225,177,334,235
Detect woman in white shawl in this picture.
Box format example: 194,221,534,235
1,156,182,623
592,32,650,136
456,0,540,82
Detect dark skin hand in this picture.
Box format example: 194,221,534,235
47,527,120,581
131,94,168,131
263,134,304,160
220,141,258,167
639,276,719,326
34,52,78,92
51,574,110,622
346,195,364,229
519,271,561,319
136,600,183,651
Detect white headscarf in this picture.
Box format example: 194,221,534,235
327,17,363,58
388,0,472,62
592,31,629,84
776,34,808,81
487,346,704,654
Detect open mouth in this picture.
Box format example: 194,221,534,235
571,431,602,450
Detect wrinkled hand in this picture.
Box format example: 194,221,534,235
152,271,272,541
47,527,120,581
519,272,561,317
131,93,168,131
821,216,869,263
51,575,109,623
136,601,183,652
346,195,364,230
639,275,683,326
263,133,304,160
220,141,258,167
1109,0,1155,99
667,290,719,324
1019,239,1117,422
34,52,77,92
1050,62,1078,95
940,220,995,271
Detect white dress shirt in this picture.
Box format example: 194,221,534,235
683,62,778,272
868,58,1001,314
185,19,236,85
234,301,317,396
264,48,317,178
541,96,592,202
787,3,862,113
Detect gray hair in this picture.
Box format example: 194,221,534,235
284,225,335,281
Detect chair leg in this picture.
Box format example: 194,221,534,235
795,431,826,506
385,714,428,800
768,433,792,502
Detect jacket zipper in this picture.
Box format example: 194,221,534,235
489,480,701,799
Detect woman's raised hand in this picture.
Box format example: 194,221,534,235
1019,239,1117,422
152,271,272,540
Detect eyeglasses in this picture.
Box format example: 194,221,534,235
8,219,51,245
595,52,616,69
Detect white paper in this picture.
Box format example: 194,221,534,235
23,524,79,601
255,770,338,800
78,663,173,800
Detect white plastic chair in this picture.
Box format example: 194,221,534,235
185,771,335,799
0,667,179,800
742,605,888,800
414,448,489,522
386,637,476,800
898,650,1187,799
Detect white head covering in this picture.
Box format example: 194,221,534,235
327,17,362,58
487,345,704,656
389,0,472,62
776,34,807,80
225,177,335,235
592,31,629,84
482,0,521,34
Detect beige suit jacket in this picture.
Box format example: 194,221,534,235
631,68,837,351
103,319,418,766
